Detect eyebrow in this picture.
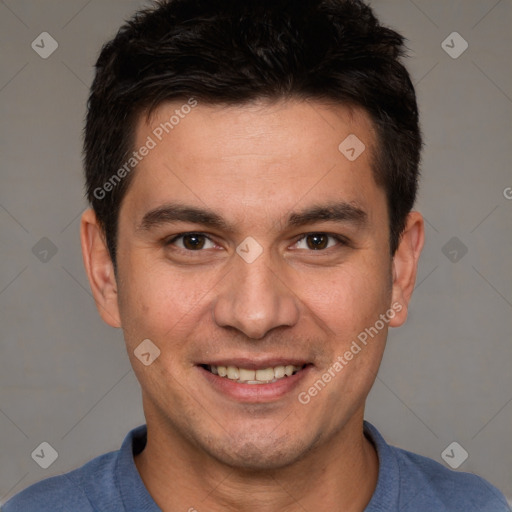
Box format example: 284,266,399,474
136,201,368,233
287,202,367,228
137,204,232,232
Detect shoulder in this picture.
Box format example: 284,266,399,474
364,421,510,512
2,450,119,512
394,445,510,511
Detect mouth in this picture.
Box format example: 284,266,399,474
197,360,312,402
200,363,307,384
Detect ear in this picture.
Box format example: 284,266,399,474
80,208,121,328
388,211,425,327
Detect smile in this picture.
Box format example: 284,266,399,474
203,364,305,384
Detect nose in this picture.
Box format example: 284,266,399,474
212,250,300,340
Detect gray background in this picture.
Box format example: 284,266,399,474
1,0,511,506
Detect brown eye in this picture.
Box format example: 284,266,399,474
167,233,215,251
294,233,347,251
306,234,329,250
182,234,206,250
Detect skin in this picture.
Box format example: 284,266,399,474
81,99,424,512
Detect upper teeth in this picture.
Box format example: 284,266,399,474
210,364,302,383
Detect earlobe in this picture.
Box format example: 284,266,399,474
389,211,425,328
80,208,122,328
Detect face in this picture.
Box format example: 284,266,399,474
84,99,418,470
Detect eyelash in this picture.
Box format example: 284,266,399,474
164,232,349,253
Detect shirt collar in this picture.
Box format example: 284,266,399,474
117,421,399,511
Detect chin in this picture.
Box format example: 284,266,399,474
201,430,319,472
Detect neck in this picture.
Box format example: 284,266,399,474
134,412,379,512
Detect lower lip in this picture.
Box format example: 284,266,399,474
198,365,312,403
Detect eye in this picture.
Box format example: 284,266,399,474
166,233,217,251
294,233,346,251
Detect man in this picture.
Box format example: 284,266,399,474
4,0,509,510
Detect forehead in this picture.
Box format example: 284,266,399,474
143,99,375,164
121,99,385,230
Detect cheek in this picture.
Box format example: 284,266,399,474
117,256,218,345
302,261,392,337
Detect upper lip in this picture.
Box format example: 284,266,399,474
199,358,310,370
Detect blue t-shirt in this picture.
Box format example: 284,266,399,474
3,421,509,511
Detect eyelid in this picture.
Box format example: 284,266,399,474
292,233,349,250
165,232,218,250
164,231,350,252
